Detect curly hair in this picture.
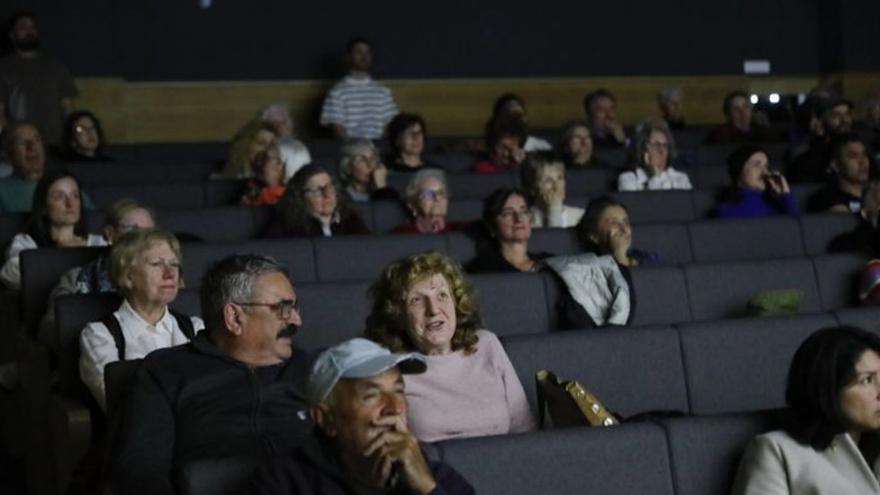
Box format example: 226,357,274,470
223,119,277,178
365,251,482,355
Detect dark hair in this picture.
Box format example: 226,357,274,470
785,325,880,450
485,115,527,149
62,110,105,157
25,171,88,247
7,11,36,33
576,195,629,252
481,187,531,238
346,36,371,53
726,144,769,185
830,132,867,163
722,90,749,117
199,254,288,334
275,164,355,236
387,113,427,157
582,88,617,118
492,93,525,118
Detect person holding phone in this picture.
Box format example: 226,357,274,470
715,145,800,218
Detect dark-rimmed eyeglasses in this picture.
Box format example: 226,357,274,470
235,299,301,319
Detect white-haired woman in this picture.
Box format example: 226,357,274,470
259,102,312,180
338,138,399,202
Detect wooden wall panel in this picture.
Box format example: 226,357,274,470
71,74,863,144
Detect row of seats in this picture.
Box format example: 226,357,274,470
18,231,867,334
181,411,781,495
51,276,880,420
0,180,839,249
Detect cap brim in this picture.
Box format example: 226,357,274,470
343,353,427,379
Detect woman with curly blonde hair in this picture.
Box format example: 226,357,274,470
365,251,535,442
222,119,278,178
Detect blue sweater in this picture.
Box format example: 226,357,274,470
716,188,800,219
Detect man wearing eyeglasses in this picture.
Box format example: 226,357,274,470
110,254,315,495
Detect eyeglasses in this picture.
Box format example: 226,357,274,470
236,299,301,319
75,124,97,134
303,183,336,196
419,189,447,201
647,141,669,150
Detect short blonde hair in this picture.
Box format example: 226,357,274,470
365,251,482,354
109,228,183,297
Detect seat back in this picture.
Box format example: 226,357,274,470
20,246,104,335
313,235,445,282
637,223,692,265
104,358,143,420
800,213,861,255
611,191,697,223
294,281,371,351
177,457,261,495
503,326,689,418
688,217,804,262
180,239,317,287
629,266,692,326
438,424,675,495
811,252,866,310
678,313,836,414
470,273,550,337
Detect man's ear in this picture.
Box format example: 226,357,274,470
830,157,840,174
311,403,336,437
223,303,244,336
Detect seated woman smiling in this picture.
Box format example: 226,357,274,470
365,252,535,442
732,326,880,494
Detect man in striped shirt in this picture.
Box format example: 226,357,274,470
320,38,398,140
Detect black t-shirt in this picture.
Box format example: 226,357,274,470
807,185,862,213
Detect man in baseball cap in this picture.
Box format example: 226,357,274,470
249,338,474,494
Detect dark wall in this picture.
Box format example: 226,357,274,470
4,0,872,81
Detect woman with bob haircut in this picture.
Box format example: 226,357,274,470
337,138,398,202
520,152,585,228
732,325,880,494
466,187,553,273
60,110,112,162
617,119,691,191
79,228,204,410
385,113,439,173
263,164,370,237
365,251,535,442
1,171,106,289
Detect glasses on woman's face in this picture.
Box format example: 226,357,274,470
304,182,336,197
647,141,669,150
419,188,446,201
75,124,97,135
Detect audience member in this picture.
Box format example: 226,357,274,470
365,252,535,442
320,37,398,140
705,90,775,145
617,119,692,191
59,110,111,162
789,97,856,183
249,338,474,494
559,121,603,168
854,94,880,151
265,164,370,237
715,145,799,218
40,198,155,344
466,188,552,274
393,169,465,234
657,87,685,130
258,102,311,180
109,254,314,495
240,144,286,206
520,152,585,228
807,133,872,213
338,138,398,202
731,326,880,494
583,88,627,148
828,180,880,254
0,12,77,146
79,229,203,410
385,113,440,173
223,119,277,179
491,93,552,152
0,121,46,212
473,115,527,173
577,196,659,268
1,171,106,289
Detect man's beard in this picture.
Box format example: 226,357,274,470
15,38,40,52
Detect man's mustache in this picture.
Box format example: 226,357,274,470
277,324,298,339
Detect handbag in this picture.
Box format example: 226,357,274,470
535,369,619,429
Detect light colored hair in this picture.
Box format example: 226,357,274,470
404,169,448,205
109,229,183,298
338,138,377,182
632,118,677,169
365,251,481,354
521,151,565,196
259,103,294,137
105,198,155,229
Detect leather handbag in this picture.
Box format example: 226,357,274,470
535,369,619,429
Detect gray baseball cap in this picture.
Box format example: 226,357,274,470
306,338,427,404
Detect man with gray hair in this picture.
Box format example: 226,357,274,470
110,254,314,495
657,87,685,130
249,338,474,494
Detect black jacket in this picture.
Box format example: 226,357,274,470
248,433,474,495
109,332,315,495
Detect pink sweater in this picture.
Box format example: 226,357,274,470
404,330,536,442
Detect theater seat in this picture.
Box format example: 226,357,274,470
688,217,804,262
800,213,861,255
177,457,261,495
438,424,675,495
629,266,692,326
470,273,550,337
611,190,697,223
294,281,371,351
811,252,866,310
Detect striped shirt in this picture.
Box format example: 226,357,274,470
319,76,398,139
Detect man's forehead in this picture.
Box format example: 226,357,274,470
253,271,295,297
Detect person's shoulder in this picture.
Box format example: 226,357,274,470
475,329,502,348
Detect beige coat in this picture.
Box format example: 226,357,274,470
731,430,880,495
